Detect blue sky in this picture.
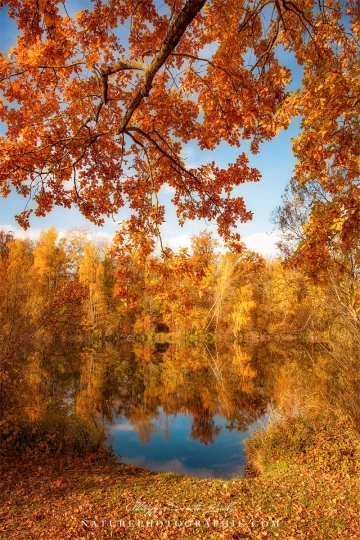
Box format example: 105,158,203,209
0,3,303,256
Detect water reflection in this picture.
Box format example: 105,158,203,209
4,339,358,478
110,411,251,478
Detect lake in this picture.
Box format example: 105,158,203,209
102,341,270,478
7,339,344,478
110,409,266,479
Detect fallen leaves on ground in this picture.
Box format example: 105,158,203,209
1,453,359,539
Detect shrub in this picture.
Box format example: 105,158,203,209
0,413,106,456
245,413,360,476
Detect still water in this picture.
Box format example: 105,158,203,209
9,340,325,478
103,341,270,478
110,410,265,479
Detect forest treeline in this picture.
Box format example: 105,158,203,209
1,224,359,455
0,226,358,351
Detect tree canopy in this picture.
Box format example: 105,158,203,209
0,0,359,267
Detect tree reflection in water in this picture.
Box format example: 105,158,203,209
3,339,360,474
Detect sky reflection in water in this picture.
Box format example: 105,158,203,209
110,411,263,479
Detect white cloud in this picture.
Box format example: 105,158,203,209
2,222,279,258
180,146,197,161
242,231,279,257
0,224,113,244
91,231,113,242
163,234,192,251
160,231,280,257
0,224,42,241
119,456,216,478
111,423,136,432
159,183,176,194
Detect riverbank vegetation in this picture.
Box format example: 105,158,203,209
2,414,360,539
0,226,358,345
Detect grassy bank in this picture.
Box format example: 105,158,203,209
245,414,360,477
0,414,105,456
1,414,360,539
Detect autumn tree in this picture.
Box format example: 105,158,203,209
78,243,113,335
59,227,92,276
0,230,14,259
3,0,354,264
190,230,219,270
29,227,87,339
284,2,360,272
32,226,68,298
274,175,360,335
0,238,33,363
274,177,359,279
